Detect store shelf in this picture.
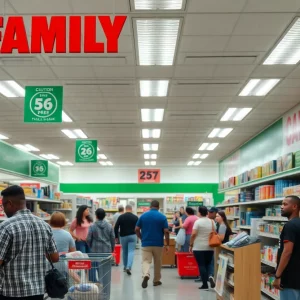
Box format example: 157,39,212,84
238,225,251,230
226,280,235,287
219,166,300,193
228,263,234,268
217,198,283,208
262,216,288,222
261,259,276,268
26,197,62,204
53,208,72,212
261,288,279,300
227,215,240,220
259,232,280,239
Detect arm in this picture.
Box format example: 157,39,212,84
69,234,76,252
86,226,93,248
189,229,198,252
69,219,81,241
47,233,59,263
110,226,116,252
218,224,226,242
179,217,183,228
135,217,142,240
114,218,121,242
163,218,170,252
0,228,12,266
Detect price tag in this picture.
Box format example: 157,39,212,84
24,86,63,123
138,169,160,183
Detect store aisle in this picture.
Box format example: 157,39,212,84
110,250,216,300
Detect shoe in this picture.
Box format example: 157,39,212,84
153,281,162,287
126,269,132,276
209,276,216,289
142,276,149,289
199,285,209,290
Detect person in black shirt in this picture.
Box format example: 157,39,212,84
273,195,300,300
114,205,138,275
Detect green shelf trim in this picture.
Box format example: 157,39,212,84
219,166,300,193
60,183,224,204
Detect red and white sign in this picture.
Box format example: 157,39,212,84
283,104,300,154
20,182,41,189
0,16,127,54
138,169,161,183
68,260,92,270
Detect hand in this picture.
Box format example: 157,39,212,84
273,278,283,290
76,237,82,242
115,238,119,244
164,246,170,253
189,246,193,253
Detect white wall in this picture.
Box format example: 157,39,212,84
60,166,219,183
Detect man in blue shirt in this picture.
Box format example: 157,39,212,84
135,200,169,289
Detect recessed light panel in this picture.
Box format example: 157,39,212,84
143,144,159,151
61,129,88,139
140,80,169,97
142,129,161,138
62,111,73,122
40,154,59,160
0,134,8,140
221,108,252,121
144,154,157,159
57,161,73,166
134,0,184,10
199,143,219,151
239,79,280,96
14,144,40,152
208,128,233,138
141,109,164,122
0,81,25,97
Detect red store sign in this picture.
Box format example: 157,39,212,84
68,260,92,270
0,16,127,54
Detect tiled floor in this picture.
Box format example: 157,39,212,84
110,250,216,300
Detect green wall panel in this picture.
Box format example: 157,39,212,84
60,183,224,205
0,141,59,183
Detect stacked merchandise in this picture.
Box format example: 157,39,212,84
239,191,254,202
98,197,119,210
240,208,264,226
254,185,275,200
261,273,279,299
259,222,284,236
275,180,300,198
232,219,240,230
261,245,278,265
283,183,300,197
225,206,239,217
265,206,282,217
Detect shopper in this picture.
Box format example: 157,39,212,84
273,195,300,300
179,206,187,223
190,206,215,290
113,206,124,244
216,211,233,244
181,207,198,252
172,211,181,235
207,206,218,281
135,200,169,289
50,212,76,254
114,205,138,275
69,205,93,253
87,208,115,300
0,186,59,300
208,206,218,221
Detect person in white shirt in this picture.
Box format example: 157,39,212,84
189,206,215,290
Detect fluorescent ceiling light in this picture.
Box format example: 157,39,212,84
14,144,40,152
98,154,107,160
100,161,107,166
0,134,8,139
62,111,73,122
141,109,164,122
135,0,184,10
187,161,194,166
140,80,169,97
136,19,180,66
144,154,157,159
187,161,202,166
0,80,25,98
145,161,150,166
57,161,73,166
97,147,100,151
239,79,280,96
40,154,59,160
150,161,156,166
199,143,219,151
221,108,252,121
194,161,202,166
208,128,233,138
61,129,88,139
143,144,159,151
193,154,209,159
107,161,113,166
142,129,161,138
264,18,300,65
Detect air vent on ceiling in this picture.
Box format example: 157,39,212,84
66,83,131,86
87,122,136,125
0,56,41,65
49,56,127,66
185,55,257,65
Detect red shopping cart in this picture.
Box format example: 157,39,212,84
176,252,200,279
113,244,122,266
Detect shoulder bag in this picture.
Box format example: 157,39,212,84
209,219,222,248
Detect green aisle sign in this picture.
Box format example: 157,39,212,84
24,86,63,123
30,160,48,177
75,140,97,163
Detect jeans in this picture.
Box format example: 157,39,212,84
280,289,300,300
75,240,90,253
181,234,191,252
120,234,137,270
0,296,44,300
208,254,214,277
193,250,214,287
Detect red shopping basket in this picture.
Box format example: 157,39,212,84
113,244,122,266
176,252,200,279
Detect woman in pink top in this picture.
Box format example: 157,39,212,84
70,205,93,253
181,207,199,252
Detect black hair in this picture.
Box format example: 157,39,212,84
96,208,106,220
286,195,300,209
198,206,208,217
76,205,93,226
118,206,124,212
151,200,159,208
185,207,195,216
1,185,25,199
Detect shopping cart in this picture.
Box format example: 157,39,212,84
45,253,113,300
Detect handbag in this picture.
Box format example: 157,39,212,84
45,250,69,299
175,228,186,246
209,220,222,247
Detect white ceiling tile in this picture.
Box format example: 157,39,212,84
252,65,295,77
52,66,96,79
71,0,129,13
3,66,56,80
188,0,247,12
233,13,294,35
136,67,174,78
214,65,255,77
243,0,300,12
180,36,229,52
94,67,135,78
183,14,240,36
174,66,216,78
9,0,72,13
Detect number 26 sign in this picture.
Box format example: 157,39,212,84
138,169,161,183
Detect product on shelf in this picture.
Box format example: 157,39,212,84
225,206,239,217
295,150,300,168
261,245,278,264
35,204,50,218
261,273,279,298
259,222,284,236
275,180,300,198
265,206,281,217
283,184,300,197
240,208,264,226
239,191,254,202
166,195,184,204
282,153,294,171
97,197,119,210
254,185,275,200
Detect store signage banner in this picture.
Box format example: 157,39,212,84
283,103,300,154
187,201,203,207
0,16,127,54
30,160,48,177
215,254,229,296
138,169,161,183
24,86,63,123
75,140,98,163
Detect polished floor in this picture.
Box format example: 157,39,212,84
110,250,216,300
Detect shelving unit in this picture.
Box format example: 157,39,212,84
259,232,279,239
238,225,251,230
261,259,277,268
217,198,283,208
215,243,261,300
261,288,279,300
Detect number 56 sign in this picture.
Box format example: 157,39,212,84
138,169,161,183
